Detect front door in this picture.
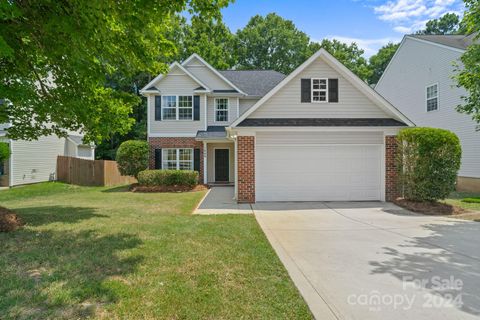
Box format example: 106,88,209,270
214,149,229,182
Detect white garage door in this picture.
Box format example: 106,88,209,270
256,132,383,201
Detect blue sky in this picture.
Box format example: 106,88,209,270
221,0,465,57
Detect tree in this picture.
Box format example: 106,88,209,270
116,140,149,178
235,13,314,74
0,1,230,143
417,13,463,34
313,39,372,82
0,142,9,162
368,43,400,84
455,0,480,125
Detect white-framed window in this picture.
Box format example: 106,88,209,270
215,98,229,122
426,83,439,112
162,148,193,171
161,95,193,120
312,78,328,102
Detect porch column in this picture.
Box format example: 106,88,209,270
203,141,208,184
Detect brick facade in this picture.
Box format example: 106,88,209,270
148,137,204,182
385,135,399,201
237,136,255,203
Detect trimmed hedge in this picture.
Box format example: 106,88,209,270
137,170,199,187
0,142,10,162
116,140,149,178
396,127,462,201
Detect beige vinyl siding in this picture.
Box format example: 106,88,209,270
77,146,94,159
207,143,234,183
184,57,234,90
65,139,77,157
375,37,480,178
10,135,67,186
149,65,206,135
207,97,238,126
239,99,259,115
256,132,383,146
250,57,389,119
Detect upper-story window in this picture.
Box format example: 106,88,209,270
426,84,438,112
162,95,193,120
312,78,328,102
215,98,229,122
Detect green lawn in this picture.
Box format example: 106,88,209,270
442,191,480,222
0,183,312,320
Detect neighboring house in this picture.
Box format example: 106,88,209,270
0,123,95,187
140,49,413,203
375,34,480,192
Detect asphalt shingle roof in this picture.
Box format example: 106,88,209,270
237,118,407,127
196,126,227,139
218,70,286,97
410,33,478,50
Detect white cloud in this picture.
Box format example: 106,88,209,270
325,36,402,58
371,0,463,34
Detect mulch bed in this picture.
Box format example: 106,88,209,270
130,184,209,193
394,198,467,216
0,206,24,232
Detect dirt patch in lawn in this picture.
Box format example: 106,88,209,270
0,206,24,232
130,184,209,193
394,198,467,216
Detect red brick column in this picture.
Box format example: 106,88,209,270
385,135,399,201
237,136,255,203
148,137,204,183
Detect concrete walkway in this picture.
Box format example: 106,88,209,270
254,201,480,320
194,186,253,214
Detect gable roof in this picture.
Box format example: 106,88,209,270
182,54,247,95
409,33,477,51
140,62,211,94
230,48,414,128
218,70,286,97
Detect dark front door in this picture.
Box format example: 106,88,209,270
215,149,229,182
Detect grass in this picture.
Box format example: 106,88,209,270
443,191,480,222
0,183,312,320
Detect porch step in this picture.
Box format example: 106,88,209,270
208,182,234,187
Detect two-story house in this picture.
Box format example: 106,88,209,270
140,49,413,203
375,34,480,192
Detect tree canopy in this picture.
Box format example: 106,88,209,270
0,1,230,142
456,0,480,126
368,43,400,84
417,13,464,35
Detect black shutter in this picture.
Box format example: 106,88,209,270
194,149,200,172
154,149,162,169
155,95,162,120
301,79,311,103
193,96,200,120
328,79,339,103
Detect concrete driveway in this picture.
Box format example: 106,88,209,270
254,202,480,320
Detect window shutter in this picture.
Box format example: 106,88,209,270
328,79,338,103
154,149,162,169
155,96,162,121
193,96,200,121
301,79,311,103
194,149,201,172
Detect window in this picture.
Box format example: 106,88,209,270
0,161,4,176
312,78,328,102
161,95,193,120
426,84,438,112
162,148,193,171
215,98,229,122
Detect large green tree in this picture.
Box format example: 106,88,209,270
0,1,230,143
235,13,314,74
368,43,400,84
417,13,464,34
456,0,480,125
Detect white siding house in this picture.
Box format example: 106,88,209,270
375,34,480,191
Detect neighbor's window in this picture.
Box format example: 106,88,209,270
312,78,328,102
162,148,193,170
0,161,4,176
215,98,229,122
162,95,193,120
426,84,438,112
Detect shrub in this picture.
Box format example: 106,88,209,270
137,170,198,187
0,142,10,162
462,197,480,204
396,127,462,201
116,140,149,178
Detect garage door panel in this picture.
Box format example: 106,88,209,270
256,140,382,202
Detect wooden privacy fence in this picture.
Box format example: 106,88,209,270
57,156,136,186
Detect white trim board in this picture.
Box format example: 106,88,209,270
229,48,415,128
